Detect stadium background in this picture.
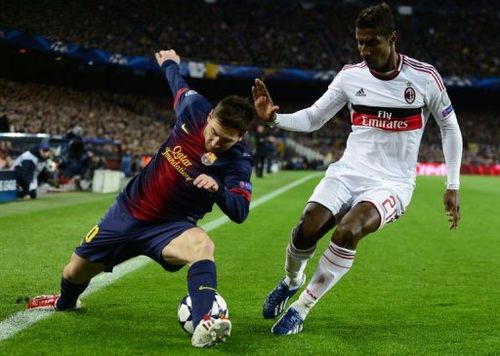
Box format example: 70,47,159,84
0,1,499,354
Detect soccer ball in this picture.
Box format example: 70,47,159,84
177,292,229,335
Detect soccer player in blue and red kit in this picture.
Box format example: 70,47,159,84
27,49,256,348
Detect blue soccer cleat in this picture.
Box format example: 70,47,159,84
262,275,305,319
271,307,304,335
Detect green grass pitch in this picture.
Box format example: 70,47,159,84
0,171,499,355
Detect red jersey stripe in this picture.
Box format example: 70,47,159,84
352,112,423,131
173,87,189,109
229,187,252,202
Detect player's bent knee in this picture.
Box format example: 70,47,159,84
294,203,335,247
191,236,215,261
333,222,363,248
63,266,83,283
162,229,215,265
62,253,104,283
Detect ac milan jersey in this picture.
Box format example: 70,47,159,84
118,61,253,222
303,54,457,184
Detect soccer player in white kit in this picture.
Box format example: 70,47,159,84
252,2,462,335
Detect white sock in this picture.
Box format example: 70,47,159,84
283,235,316,289
292,241,356,319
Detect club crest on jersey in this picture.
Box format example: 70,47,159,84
404,87,416,104
201,152,217,166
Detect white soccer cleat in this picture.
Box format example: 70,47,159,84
191,316,232,348
26,294,81,311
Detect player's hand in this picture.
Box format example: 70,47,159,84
155,50,180,66
193,174,219,193
252,78,280,123
443,189,460,230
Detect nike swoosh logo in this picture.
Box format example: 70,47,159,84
198,285,217,292
181,123,189,134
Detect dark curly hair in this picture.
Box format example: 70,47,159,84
213,95,255,133
356,2,395,37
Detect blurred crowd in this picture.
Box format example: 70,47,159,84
0,79,173,157
0,0,498,77
1,79,498,177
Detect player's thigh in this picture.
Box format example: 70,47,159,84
161,227,214,266
75,202,135,272
307,170,353,224
334,201,381,240
353,185,412,229
63,252,105,284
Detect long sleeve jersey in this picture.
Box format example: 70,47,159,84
274,54,463,189
118,60,253,223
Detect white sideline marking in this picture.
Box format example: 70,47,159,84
0,173,320,342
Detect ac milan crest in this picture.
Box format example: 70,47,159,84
404,87,416,104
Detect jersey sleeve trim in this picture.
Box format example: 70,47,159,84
341,62,367,71
403,57,445,92
173,87,189,109
229,187,251,202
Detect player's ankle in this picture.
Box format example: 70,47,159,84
294,291,317,319
290,301,310,320
55,296,77,310
285,274,304,289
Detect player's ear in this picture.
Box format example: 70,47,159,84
389,31,397,45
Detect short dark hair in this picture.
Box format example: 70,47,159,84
213,95,255,133
356,2,395,37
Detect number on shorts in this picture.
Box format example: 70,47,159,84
382,195,397,223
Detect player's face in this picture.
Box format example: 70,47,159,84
355,28,395,72
204,113,242,154
40,148,51,159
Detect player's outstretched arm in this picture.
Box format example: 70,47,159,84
252,75,345,132
252,79,280,123
155,49,180,66
155,49,195,116
443,189,460,230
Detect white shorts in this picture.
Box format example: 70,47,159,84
308,162,414,229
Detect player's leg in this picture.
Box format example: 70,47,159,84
287,202,337,281
56,253,105,309
272,202,379,335
27,253,105,310
161,227,230,347
162,227,217,328
263,202,335,319
274,185,408,335
27,201,132,311
263,168,349,320
255,156,264,177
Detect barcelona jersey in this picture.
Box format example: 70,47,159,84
118,60,253,223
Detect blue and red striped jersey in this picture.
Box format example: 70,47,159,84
118,60,253,223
